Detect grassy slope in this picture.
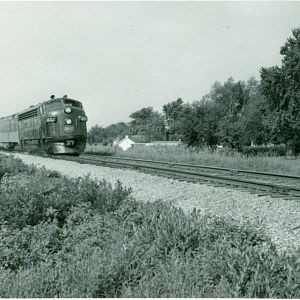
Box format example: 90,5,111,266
0,154,300,297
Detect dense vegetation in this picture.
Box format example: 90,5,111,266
88,28,300,154
0,154,300,297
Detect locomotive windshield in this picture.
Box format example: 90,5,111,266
63,99,82,108
45,100,62,110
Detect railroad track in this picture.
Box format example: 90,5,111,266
56,154,300,200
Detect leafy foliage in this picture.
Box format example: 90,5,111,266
87,125,107,145
242,145,286,157
178,101,221,147
87,108,165,145
260,28,300,146
87,122,130,145
163,98,184,140
129,107,165,142
0,154,300,297
0,168,131,229
172,78,267,149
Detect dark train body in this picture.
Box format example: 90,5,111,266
0,96,87,155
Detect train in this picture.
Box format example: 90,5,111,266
0,95,87,155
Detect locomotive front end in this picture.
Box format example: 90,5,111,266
43,96,87,155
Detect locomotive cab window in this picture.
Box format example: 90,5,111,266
45,100,62,110
63,99,82,108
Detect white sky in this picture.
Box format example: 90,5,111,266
0,1,299,128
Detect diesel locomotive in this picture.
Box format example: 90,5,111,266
0,95,87,155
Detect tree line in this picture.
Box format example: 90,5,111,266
88,28,300,152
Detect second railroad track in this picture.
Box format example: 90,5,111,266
55,154,300,200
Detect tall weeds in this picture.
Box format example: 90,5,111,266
117,145,300,176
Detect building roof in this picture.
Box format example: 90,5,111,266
116,135,146,144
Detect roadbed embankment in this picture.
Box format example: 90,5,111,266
8,152,300,252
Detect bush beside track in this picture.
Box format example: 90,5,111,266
242,144,287,157
0,154,300,297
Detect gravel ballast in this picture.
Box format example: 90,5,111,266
7,153,300,252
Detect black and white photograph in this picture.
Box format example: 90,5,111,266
0,0,300,297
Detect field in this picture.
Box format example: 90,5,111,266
85,144,300,176
0,153,300,297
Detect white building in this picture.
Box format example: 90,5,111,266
114,136,182,151
114,135,146,151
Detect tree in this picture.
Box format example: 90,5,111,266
216,78,270,148
129,107,165,142
87,125,107,145
260,28,300,148
178,103,201,146
206,78,250,149
104,122,130,144
87,122,130,145
160,77,270,150
178,100,222,147
210,78,248,117
238,79,270,146
162,98,184,140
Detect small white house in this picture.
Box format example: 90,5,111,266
114,135,147,151
114,136,183,151
114,136,136,151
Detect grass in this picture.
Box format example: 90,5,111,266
0,153,300,297
85,144,118,156
84,144,300,176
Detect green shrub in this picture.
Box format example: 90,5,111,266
0,154,300,298
94,201,300,298
0,169,131,229
0,154,36,178
75,176,132,213
0,221,61,271
1,198,300,298
242,144,286,157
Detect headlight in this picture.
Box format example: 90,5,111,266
64,106,72,114
65,118,72,125
80,116,88,122
46,116,57,123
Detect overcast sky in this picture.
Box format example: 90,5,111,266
0,1,299,128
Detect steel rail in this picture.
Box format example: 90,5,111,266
58,155,300,198
83,153,300,180
2,150,298,198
